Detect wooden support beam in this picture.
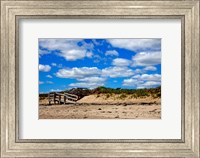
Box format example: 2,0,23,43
48,93,51,105
53,93,56,104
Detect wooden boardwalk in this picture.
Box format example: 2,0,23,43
48,92,78,105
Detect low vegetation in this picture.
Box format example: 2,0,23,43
92,86,161,98
39,86,161,99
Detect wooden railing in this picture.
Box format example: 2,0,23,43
48,92,78,105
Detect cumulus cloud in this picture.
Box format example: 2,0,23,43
39,81,44,84
80,41,94,50
61,49,86,61
51,63,63,68
55,66,136,89
123,73,161,88
112,58,131,67
39,49,50,55
39,64,51,72
86,52,93,58
132,51,161,66
55,66,137,88
39,39,93,61
122,78,138,86
105,50,119,56
102,66,134,78
134,68,144,74
46,75,53,78
56,67,101,79
78,77,106,83
138,74,161,81
131,74,161,81
69,76,106,89
69,82,104,89
92,39,105,46
50,89,62,92
143,81,161,87
143,66,157,71
132,74,140,79
107,39,161,52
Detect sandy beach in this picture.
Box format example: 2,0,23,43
39,94,161,119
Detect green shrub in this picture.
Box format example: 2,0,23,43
131,93,138,99
106,93,111,99
119,94,127,99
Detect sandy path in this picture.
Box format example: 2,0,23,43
39,104,161,119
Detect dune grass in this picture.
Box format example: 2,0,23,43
39,86,161,100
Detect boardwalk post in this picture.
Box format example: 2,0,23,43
59,95,61,104
48,93,51,105
64,96,66,104
53,93,56,104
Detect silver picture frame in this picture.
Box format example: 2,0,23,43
1,0,199,157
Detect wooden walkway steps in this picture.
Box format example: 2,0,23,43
48,92,78,105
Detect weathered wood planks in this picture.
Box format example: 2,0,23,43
48,92,78,105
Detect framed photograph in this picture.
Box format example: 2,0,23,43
39,38,162,119
1,0,199,157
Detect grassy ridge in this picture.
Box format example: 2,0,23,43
39,86,161,99
93,86,161,98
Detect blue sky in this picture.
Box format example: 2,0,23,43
39,39,161,93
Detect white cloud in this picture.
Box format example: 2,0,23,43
69,76,106,89
102,66,134,78
123,73,161,88
132,74,141,79
46,75,53,78
51,63,62,68
105,50,119,56
143,66,157,71
39,49,50,55
80,41,94,50
107,39,161,52
143,81,160,87
137,87,145,89
39,39,81,50
39,39,93,61
69,82,104,89
122,78,138,86
93,55,102,63
92,39,104,46
139,74,161,81
61,49,86,61
78,77,106,83
39,64,51,72
50,89,62,92
134,68,143,74
86,52,93,58
112,58,131,67
56,67,101,79
39,80,53,84
51,63,57,66
132,51,161,66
